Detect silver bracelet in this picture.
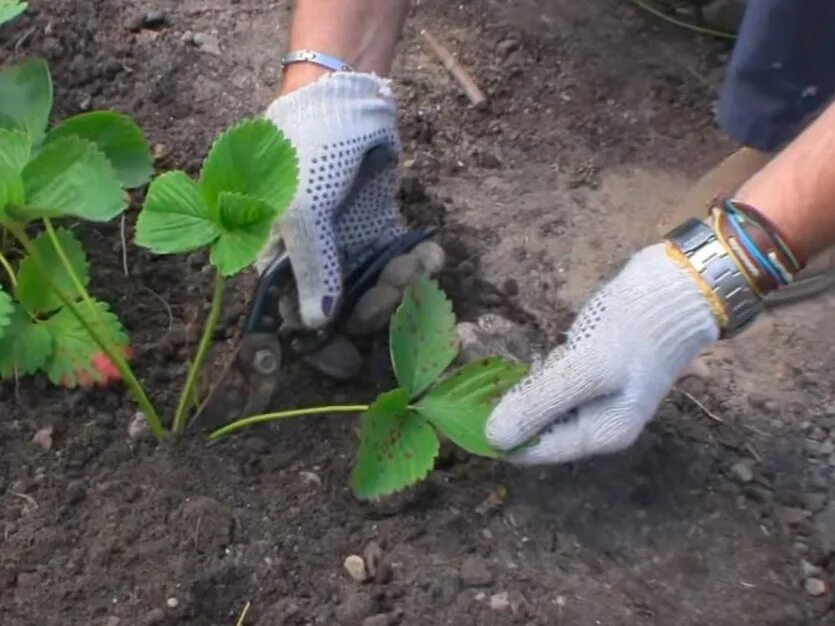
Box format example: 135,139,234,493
281,49,354,72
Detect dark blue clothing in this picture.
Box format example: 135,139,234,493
717,0,835,151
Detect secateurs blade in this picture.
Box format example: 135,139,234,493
188,225,436,432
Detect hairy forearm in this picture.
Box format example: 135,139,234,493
279,0,410,95
736,99,835,261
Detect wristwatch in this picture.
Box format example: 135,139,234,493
665,218,763,338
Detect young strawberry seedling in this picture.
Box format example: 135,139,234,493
206,276,529,499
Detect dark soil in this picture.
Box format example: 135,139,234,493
2,1,835,625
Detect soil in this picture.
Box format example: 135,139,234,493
2,1,835,625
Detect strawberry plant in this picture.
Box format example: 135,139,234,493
0,55,153,397
207,276,529,499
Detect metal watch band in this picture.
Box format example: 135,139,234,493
281,50,354,73
665,218,763,338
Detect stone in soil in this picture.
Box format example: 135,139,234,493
460,556,494,587
344,555,368,583
31,427,54,451
362,615,394,626
490,591,511,611
804,577,827,597
730,460,753,483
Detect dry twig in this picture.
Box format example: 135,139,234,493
421,29,487,107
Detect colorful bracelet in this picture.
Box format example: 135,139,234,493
707,195,803,298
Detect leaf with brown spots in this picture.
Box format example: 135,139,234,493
389,276,457,398
415,357,528,458
350,388,439,499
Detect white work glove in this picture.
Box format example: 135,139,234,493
486,243,721,465
258,72,442,331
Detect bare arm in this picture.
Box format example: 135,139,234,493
737,99,835,262
279,0,410,95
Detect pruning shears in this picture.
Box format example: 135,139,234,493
188,225,436,432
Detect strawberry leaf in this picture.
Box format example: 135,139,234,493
390,276,458,398
199,118,298,213
0,304,52,377
350,388,439,500
0,58,52,144
16,228,89,315
209,192,281,276
0,128,31,171
0,1,27,26
0,284,12,338
18,136,125,221
135,170,219,254
42,299,129,387
46,111,153,188
415,357,529,458
0,162,24,214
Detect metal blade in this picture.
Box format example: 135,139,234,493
187,333,282,432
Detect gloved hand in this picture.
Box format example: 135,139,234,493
486,243,721,465
258,72,442,334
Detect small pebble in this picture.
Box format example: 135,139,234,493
730,460,753,483
804,577,827,597
413,241,446,275
819,439,835,456
489,591,511,611
805,439,822,455
127,412,151,441
105,617,121,626
166,597,179,609
143,608,165,625
344,555,368,582
801,559,822,577
32,426,54,451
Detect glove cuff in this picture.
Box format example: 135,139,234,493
265,72,397,140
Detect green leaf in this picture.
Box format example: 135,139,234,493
350,388,439,500
209,192,281,276
0,284,13,338
390,276,458,398
16,228,89,315
42,299,129,387
0,305,52,377
19,136,126,221
0,58,52,143
0,163,24,213
415,357,529,458
0,0,27,27
46,111,153,188
135,170,219,254
0,128,31,171
199,118,298,212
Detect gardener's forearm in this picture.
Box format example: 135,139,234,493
735,99,835,262
279,0,410,95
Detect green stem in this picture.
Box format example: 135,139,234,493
0,250,17,289
43,220,98,316
626,0,736,40
207,404,370,441
6,222,165,440
172,271,225,433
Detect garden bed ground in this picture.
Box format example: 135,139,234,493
2,1,835,624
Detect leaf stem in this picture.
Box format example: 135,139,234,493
0,250,17,288
6,221,165,440
207,405,370,441
172,271,225,433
